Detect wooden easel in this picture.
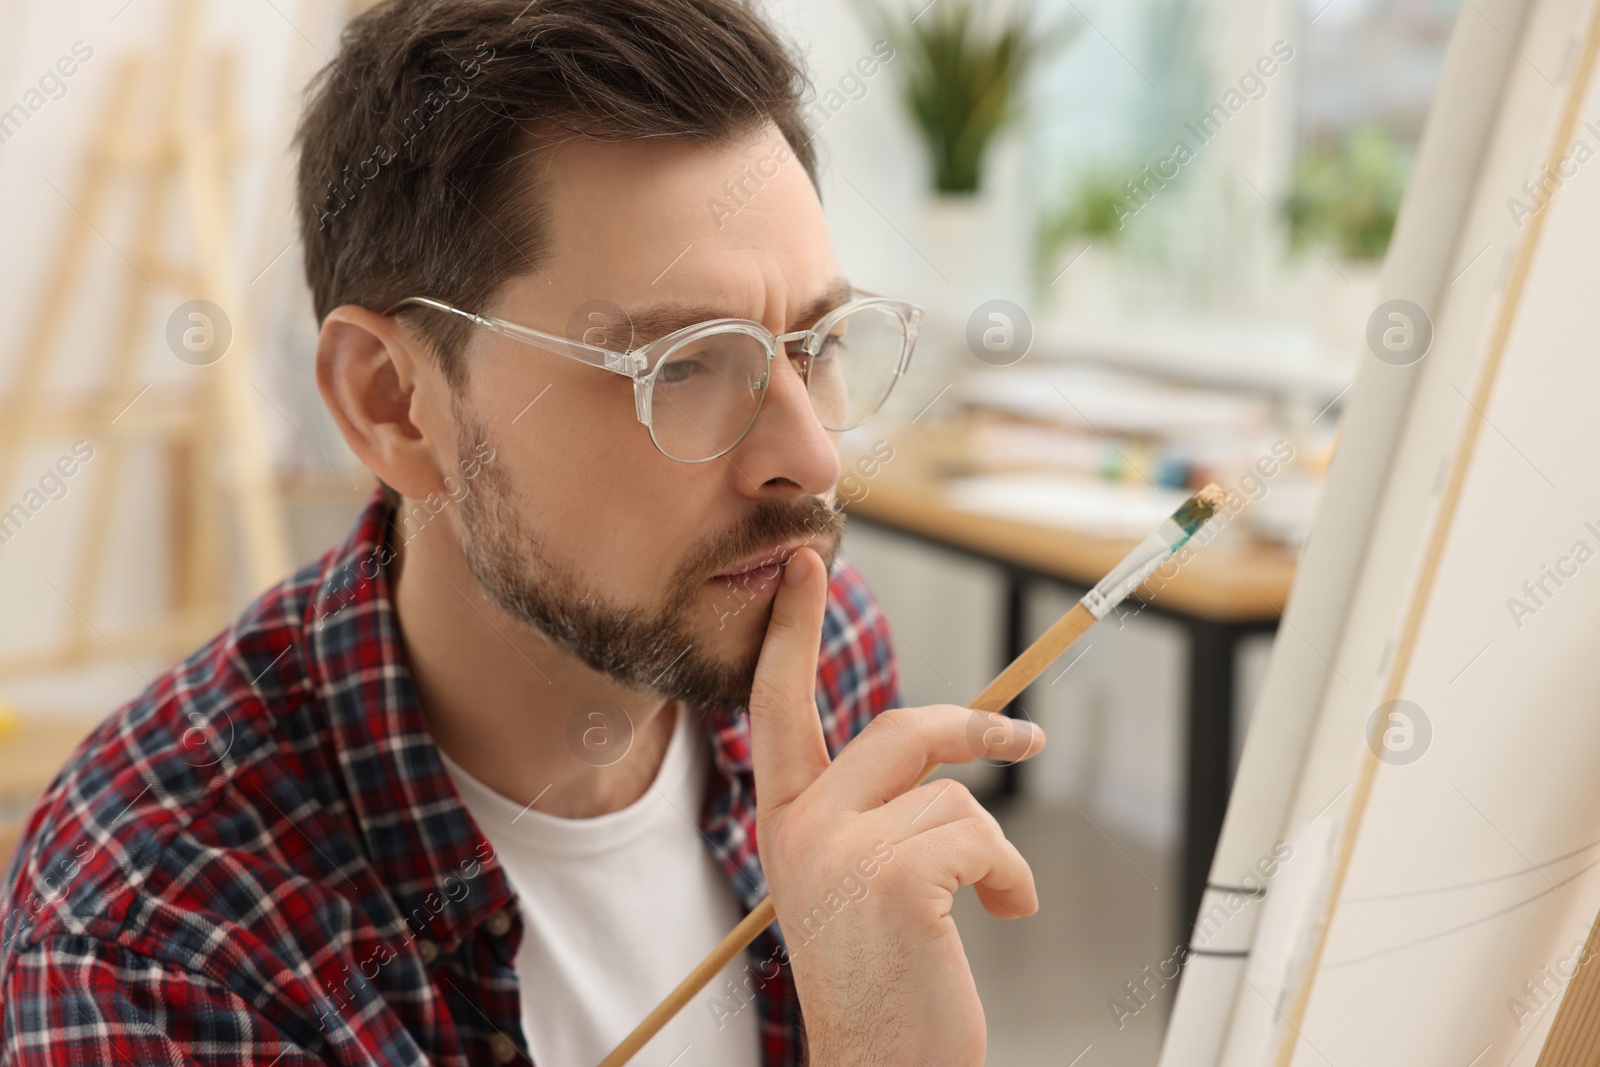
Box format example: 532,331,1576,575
0,0,292,679
1537,902,1600,1065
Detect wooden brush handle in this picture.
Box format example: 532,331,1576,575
596,601,1097,1067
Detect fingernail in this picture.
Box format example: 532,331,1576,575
783,551,809,585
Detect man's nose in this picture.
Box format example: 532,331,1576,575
726,350,841,497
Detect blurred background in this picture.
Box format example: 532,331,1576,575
0,0,1461,1061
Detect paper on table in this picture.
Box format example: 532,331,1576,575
959,364,1271,438
941,474,1192,539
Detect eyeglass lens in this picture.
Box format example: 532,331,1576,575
804,304,905,432
647,307,907,462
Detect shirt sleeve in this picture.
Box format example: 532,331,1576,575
2,936,330,1067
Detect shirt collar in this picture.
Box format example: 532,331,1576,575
702,705,754,777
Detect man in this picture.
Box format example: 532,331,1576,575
0,1,1045,1063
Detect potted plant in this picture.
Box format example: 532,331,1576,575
1284,126,1412,357
1036,166,1137,321
861,0,1076,294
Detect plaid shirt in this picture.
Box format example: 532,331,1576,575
0,487,898,1066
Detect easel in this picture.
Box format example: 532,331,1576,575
0,0,292,679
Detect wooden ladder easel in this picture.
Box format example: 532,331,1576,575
0,0,292,681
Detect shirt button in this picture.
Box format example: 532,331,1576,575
484,909,512,938
417,938,439,965
489,1032,518,1063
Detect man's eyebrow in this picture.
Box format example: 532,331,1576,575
789,277,856,334
617,277,854,347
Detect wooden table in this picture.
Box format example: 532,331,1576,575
841,432,1298,939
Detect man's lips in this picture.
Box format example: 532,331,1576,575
708,539,814,582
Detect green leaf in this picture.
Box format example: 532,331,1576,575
859,0,1079,194
1284,126,1413,261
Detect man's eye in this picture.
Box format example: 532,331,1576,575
813,333,846,361
658,358,702,384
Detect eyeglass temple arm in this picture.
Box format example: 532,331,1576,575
385,296,646,377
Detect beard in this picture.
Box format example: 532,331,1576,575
452,414,843,710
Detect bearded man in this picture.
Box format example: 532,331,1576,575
0,3,1045,1064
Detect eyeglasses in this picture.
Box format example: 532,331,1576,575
387,290,923,463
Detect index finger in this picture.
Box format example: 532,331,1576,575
825,705,1045,811
747,546,833,813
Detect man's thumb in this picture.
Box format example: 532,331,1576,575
748,546,832,811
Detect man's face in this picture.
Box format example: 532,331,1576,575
446,124,846,709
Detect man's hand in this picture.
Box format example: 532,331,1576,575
750,547,1045,1067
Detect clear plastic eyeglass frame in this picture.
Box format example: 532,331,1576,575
385,290,924,463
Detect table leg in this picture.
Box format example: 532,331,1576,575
996,570,1029,799
1181,619,1240,942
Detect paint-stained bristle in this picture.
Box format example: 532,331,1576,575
1170,482,1227,537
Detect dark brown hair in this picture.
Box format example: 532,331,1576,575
294,0,819,390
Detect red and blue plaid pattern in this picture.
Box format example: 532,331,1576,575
0,488,898,1066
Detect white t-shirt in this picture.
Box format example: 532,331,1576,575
438,704,762,1067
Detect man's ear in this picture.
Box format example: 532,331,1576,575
315,305,451,501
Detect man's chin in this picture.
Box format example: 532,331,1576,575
652,586,774,709
672,542,838,708
698,585,774,661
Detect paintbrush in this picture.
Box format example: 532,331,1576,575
596,482,1229,1067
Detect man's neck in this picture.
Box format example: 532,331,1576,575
388,513,678,820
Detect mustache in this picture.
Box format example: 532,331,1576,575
678,497,845,584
